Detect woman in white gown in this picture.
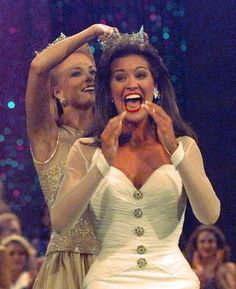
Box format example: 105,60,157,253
51,29,220,289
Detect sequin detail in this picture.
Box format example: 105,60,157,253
34,126,100,255
43,161,65,209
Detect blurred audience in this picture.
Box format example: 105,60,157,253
1,234,37,289
185,225,236,289
0,213,22,240
0,182,11,214
31,204,51,257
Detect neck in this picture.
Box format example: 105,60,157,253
61,106,94,131
122,119,155,147
200,255,217,266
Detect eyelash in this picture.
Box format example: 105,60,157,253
71,71,81,77
71,69,96,78
114,73,146,82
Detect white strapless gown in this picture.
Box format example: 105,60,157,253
83,151,200,289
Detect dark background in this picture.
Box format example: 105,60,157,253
0,0,235,260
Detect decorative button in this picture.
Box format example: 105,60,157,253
137,245,146,254
91,247,98,254
133,190,143,200
133,208,143,218
135,226,144,236
137,258,147,268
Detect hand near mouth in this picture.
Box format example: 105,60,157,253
101,112,126,165
143,101,178,155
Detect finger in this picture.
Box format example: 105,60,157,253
143,103,164,123
102,27,118,39
102,112,126,140
144,101,169,120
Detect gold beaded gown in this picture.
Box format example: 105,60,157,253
32,125,99,289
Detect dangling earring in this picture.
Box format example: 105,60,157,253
59,97,68,107
153,87,161,100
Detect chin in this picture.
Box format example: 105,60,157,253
124,109,147,123
74,99,95,110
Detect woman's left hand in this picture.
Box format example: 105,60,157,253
143,101,178,154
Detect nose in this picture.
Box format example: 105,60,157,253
84,70,95,83
126,76,138,91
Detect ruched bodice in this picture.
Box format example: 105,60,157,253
54,135,219,289
83,153,200,288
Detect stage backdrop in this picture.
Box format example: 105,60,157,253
0,0,235,261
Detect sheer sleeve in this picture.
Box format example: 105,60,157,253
51,139,110,233
173,136,220,224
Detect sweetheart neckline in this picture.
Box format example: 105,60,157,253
110,164,175,191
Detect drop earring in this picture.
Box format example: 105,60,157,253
153,87,161,104
59,97,68,107
153,87,160,100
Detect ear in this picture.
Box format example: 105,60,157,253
52,86,63,101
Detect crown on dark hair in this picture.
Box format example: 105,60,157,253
99,26,146,51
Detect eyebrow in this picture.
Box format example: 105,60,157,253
70,65,96,70
62,65,96,74
112,66,149,73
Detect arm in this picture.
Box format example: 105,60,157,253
172,137,220,224
143,102,220,224
51,141,110,233
25,24,114,162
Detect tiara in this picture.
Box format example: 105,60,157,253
35,32,67,55
99,26,146,51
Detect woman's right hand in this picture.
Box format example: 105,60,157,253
91,24,117,41
101,112,126,165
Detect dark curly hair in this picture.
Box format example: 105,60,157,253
87,38,196,143
185,225,231,264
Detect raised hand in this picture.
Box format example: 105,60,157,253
92,24,118,41
101,112,126,165
143,101,178,154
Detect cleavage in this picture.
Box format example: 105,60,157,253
112,143,171,189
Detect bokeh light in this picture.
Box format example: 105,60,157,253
7,101,16,109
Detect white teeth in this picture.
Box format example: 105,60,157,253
83,86,94,92
125,94,141,100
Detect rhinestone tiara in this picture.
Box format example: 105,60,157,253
35,32,67,55
47,32,67,47
99,26,146,51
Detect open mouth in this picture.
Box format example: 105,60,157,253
82,85,94,92
124,94,143,113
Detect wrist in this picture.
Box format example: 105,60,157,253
170,141,184,168
167,141,178,155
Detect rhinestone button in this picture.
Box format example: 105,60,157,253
133,208,143,218
133,190,143,200
137,245,146,254
137,258,147,268
135,226,144,236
